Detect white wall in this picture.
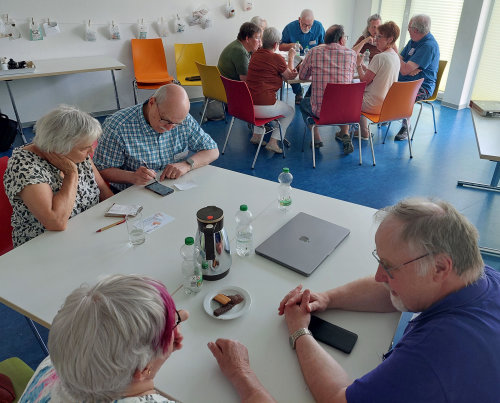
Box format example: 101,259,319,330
0,0,367,124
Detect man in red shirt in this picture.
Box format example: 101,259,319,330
299,25,356,154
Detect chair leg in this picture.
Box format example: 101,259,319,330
133,80,138,104
368,126,376,166
221,117,235,154
301,126,307,152
223,103,228,124
276,121,285,159
200,98,209,125
25,316,49,356
405,118,413,158
311,124,316,168
430,102,437,133
251,125,265,169
411,102,424,141
357,123,362,165
383,121,391,144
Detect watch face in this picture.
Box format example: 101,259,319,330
289,335,295,348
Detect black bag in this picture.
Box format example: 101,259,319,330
202,100,225,123
0,113,18,152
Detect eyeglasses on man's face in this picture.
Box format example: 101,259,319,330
372,249,430,279
155,103,183,127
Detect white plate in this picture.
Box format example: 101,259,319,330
203,286,251,320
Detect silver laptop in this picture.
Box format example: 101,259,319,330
255,212,350,276
470,100,500,117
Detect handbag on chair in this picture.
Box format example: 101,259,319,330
0,113,18,152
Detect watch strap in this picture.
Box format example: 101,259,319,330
186,157,195,170
289,328,312,349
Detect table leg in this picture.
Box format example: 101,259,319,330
457,161,500,192
5,81,28,144
490,162,500,187
111,70,121,110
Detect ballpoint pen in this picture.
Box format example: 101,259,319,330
96,218,126,233
142,160,158,183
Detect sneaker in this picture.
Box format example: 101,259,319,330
335,130,344,142
250,135,267,146
265,142,283,154
295,94,303,105
395,127,408,141
310,140,324,148
342,136,354,154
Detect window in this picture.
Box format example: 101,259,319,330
379,0,406,49
472,0,500,100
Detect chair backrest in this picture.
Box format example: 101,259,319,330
378,79,424,123
426,60,448,102
0,156,13,255
175,43,206,79
317,82,367,125
131,38,170,83
0,357,35,402
196,62,227,103
221,76,256,124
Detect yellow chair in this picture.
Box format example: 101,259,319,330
362,79,424,159
195,62,227,124
0,357,35,403
411,60,448,140
175,43,206,86
131,38,176,103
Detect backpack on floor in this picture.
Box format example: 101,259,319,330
0,114,18,152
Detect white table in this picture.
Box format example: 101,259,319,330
0,165,399,402
0,56,125,143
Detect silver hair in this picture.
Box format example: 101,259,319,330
152,84,169,105
250,16,266,30
300,9,314,20
410,14,431,34
375,198,484,284
48,274,169,401
262,27,282,49
33,105,101,154
362,13,382,37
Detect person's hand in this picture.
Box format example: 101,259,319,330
41,152,77,176
208,339,252,383
283,289,312,334
408,68,422,76
366,36,375,45
132,166,156,185
288,47,296,59
160,162,190,181
278,285,303,315
278,285,330,316
173,309,189,352
356,53,363,66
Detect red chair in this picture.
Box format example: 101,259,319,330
220,76,285,169
301,82,369,167
0,156,13,255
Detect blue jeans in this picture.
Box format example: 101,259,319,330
291,83,312,97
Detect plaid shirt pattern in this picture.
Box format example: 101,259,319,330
93,103,217,191
299,43,356,116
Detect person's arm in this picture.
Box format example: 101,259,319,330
208,339,276,403
356,53,376,84
160,148,219,180
99,166,157,186
282,67,298,81
284,290,350,403
399,59,420,76
90,159,113,200
279,42,299,52
352,36,374,55
19,153,78,231
298,52,312,80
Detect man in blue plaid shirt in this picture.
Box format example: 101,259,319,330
94,84,219,191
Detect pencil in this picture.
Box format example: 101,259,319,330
96,218,126,233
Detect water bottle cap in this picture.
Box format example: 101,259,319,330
184,237,194,245
282,167,290,173
239,204,248,211
202,261,209,269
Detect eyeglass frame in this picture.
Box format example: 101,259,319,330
372,249,430,279
154,102,183,127
172,309,182,329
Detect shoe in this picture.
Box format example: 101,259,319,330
310,140,324,148
295,94,303,105
395,127,408,141
250,136,267,146
265,142,283,154
342,136,354,154
335,130,344,142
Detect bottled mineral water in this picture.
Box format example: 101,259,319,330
363,49,370,66
235,204,253,257
295,41,301,52
304,46,310,56
278,168,293,212
181,237,202,294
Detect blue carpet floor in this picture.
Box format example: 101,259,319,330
1,89,499,369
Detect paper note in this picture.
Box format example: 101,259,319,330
173,181,197,191
143,212,174,233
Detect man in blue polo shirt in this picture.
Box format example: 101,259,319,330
395,14,439,140
279,9,325,104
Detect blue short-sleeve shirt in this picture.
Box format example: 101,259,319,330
281,20,325,54
398,32,440,95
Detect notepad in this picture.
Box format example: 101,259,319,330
104,203,143,217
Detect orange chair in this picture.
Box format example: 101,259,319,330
221,76,285,169
131,38,176,103
411,60,448,140
195,62,227,124
175,43,206,86
301,82,369,167
362,79,423,159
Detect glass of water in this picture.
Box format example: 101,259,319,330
126,212,145,245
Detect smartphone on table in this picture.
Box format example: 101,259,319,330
308,315,358,354
145,182,174,197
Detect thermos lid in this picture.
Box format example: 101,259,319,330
197,206,224,224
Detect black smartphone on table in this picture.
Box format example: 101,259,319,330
145,182,174,197
308,315,358,354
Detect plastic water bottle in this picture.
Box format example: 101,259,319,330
304,46,310,56
295,41,301,52
363,49,370,66
235,204,253,256
278,168,293,212
181,237,202,294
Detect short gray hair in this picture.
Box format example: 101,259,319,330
250,16,267,30
33,105,101,154
410,14,431,34
300,9,314,20
376,198,484,284
362,13,382,37
48,274,175,401
262,27,281,49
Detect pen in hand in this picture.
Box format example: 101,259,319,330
96,218,126,233
142,160,158,183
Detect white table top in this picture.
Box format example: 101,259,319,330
471,109,500,162
0,165,399,402
0,56,125,81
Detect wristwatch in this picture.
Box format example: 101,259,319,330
289,328,312,349
185,157,195,170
